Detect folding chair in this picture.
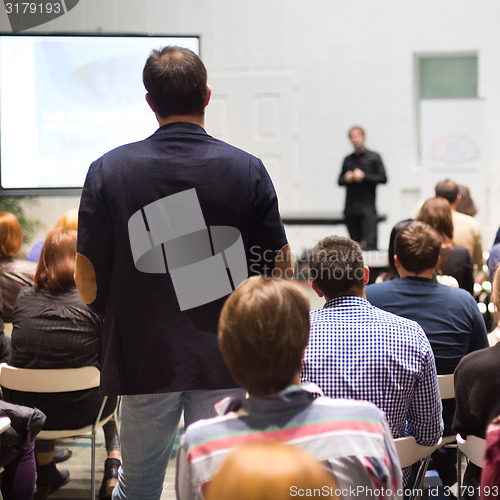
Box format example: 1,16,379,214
394,436,442,500
456,434,486,500
0,364,113,499
437,374,455,444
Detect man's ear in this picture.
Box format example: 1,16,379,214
205,85,212,108
394,255,401,270
145,93,156,114
311,281,324,298
363,265,370,285
436,255,441,268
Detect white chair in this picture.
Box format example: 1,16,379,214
0,364,113,500
437,374,456,445
456,434,486,500
394,436,442,499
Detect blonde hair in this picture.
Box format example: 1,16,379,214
218,276,310,396
55,208,78,231
206,442,339,500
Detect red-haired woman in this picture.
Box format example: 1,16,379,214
4,228,121,499
0,212,37,322
0,212,37,362
417,197,474,294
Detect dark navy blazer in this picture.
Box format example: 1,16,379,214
77,122,287,395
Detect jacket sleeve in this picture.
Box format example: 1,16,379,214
0,401,46,450
338,157,351,186
363,153,387,184
76,161,114,314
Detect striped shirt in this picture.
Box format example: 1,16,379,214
301,296,443,446
176,384,402,500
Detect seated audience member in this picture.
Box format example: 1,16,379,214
376,218,413,282
0,212,37,322
0,400,45,500
0,288,7,364
417,197,474,294
25,208,79,263
3,228,121,499
377,219,458,288
205,442,339,500
481,415,500,499
456,184,478,217
487,228,500,281
177,276,402,500
366,221,489,486
452,264,500,499
435,180,483,271
301,235,442,487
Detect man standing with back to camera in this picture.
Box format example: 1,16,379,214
75,46,292,500
338,126,387,250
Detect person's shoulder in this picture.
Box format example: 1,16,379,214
4,258,37,279
453,210,479,226
456,343,499,375
364,148,382,159
180,412,238,447
312,397,389,429
15,284,36,301
366,279,396,294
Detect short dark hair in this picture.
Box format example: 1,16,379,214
218,276,310,396
435,179,459,204
308,236,365,299
394,221,441,274
417,197,454,240
143,46,208,119
35,228,77,291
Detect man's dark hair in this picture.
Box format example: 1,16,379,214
308,236,365,299
394,221,442,274
435,179,459,204
143,46,208,119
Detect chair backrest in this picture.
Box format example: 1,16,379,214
0,365,100,393
394,436,442,468
437,374,455,400
457,434,486,468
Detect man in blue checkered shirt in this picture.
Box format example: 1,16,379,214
301,234,443,487
366,221,489,488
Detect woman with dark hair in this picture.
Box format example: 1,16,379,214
4,228,121,499
417,197,474,294
377,218,414,282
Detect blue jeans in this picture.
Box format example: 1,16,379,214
112,388,245,500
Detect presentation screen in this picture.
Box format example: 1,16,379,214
0,33,200,194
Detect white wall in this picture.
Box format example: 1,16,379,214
2,0,500,252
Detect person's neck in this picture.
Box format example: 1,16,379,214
324,289,366,302
398,269,434,280
157,114,205,128
247,373,301,397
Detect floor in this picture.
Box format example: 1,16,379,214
47,433,178,500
